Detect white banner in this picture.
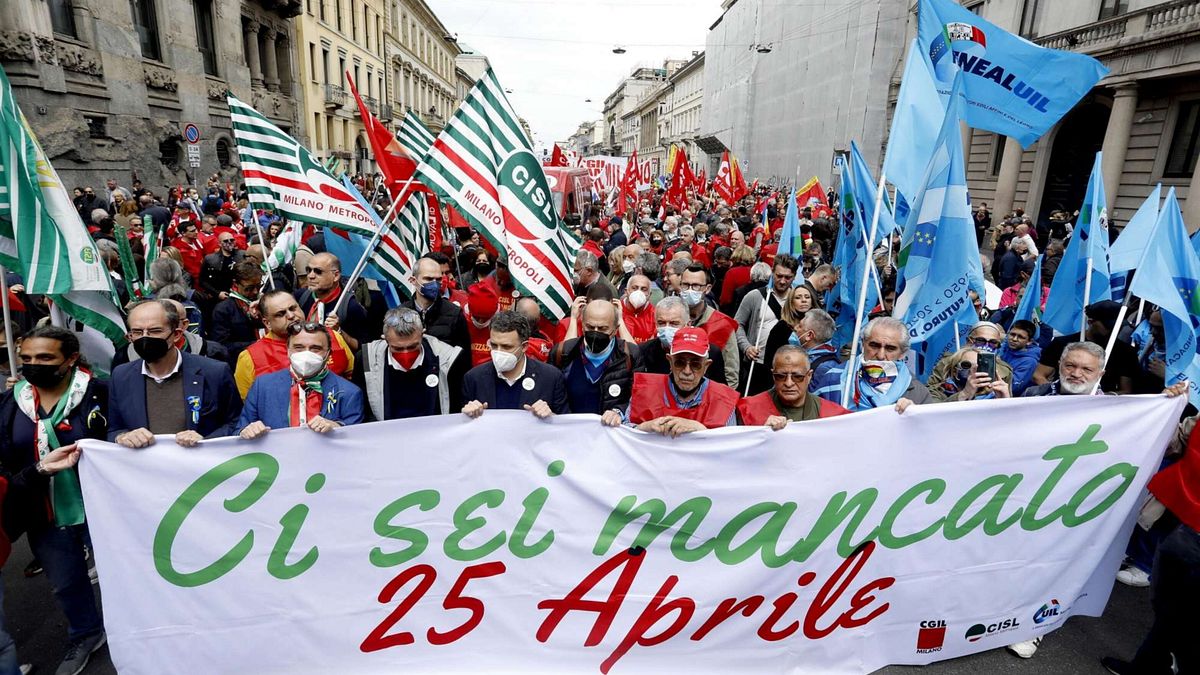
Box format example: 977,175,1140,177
582,155,653,194
77,395,1182,674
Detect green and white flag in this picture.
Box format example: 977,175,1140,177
265,219,303,272
415,68,579,318
398,111,435,159
227,93,383,237
374,190,428,298
0,67,125,373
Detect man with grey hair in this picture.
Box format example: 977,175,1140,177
572,249,617,298
670,223,711,267
635,251,665,304
793,309,841,385
811,316,932,412
353,307,468,420
636,296,726,383
1021,341,1107,397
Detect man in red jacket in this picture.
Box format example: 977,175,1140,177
737,345,849,427
602,327,739,435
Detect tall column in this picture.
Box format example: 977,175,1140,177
1101,82,1139,215
1184,153,1200,233
263,29,280,92
244,19,263,87
993,136,1024,219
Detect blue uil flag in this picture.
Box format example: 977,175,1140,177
917,0,1108,148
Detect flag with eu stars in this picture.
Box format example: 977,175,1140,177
828,142,883,348
1128,187,1200,409
892,74,984,381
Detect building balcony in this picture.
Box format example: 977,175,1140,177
1035,0,1200,54
380,103,395,121
324,84,346,108
362,95,378,111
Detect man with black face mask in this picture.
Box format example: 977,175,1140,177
550,299,641,415
401,256,470,352
109,300,242,449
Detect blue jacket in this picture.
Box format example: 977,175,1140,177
238,369,364,431
1000,343,1042,397
462,357,570,414
108,352,243,441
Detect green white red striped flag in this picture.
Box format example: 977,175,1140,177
0,66,126,373
398,111,435,159
373,191,429,298
227,93,383,237
415,68,579,318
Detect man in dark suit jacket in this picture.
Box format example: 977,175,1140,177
109,300,242,448
462,311,569,418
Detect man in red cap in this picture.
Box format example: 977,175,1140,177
602,326,740,435
736,346,849,428
464,282,500,366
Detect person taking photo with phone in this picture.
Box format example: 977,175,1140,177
925,321,1014,402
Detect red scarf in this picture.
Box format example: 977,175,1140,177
307,286,342,322
288,371,325,427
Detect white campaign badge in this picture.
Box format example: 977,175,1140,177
522,377,535,391
425,374,439,388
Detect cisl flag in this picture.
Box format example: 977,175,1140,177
415,68,580,319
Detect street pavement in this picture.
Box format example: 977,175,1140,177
1,535,1151,674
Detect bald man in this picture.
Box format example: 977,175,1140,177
296,251,369,351
551,299,643,415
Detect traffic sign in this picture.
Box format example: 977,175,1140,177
186,144,201,168
183,123,201,144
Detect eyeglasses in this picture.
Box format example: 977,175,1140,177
127,327,170,339
307,267,327,275
219,238,235,244
287,321,325,335
679,282,707,291
771,370,810,382
670,356,706,371
969,337,1002,349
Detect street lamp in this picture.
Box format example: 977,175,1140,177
612,45,626,54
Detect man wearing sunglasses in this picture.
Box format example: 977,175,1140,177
604,327,740,435
736,346,850,428
235,289,355,399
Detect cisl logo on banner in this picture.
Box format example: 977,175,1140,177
77,395,1182,674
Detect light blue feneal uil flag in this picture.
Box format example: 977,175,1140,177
828,143,883,348
1128,188,1200,409
891,74,983,381
917,0,1108,148
1042,152,1117,336
777,186,806,287
882,39,946,209
1011,253,1045,336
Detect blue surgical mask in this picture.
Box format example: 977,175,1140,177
657,326,678,348
418,280,440,301
787,332,801,346
681,289,704,307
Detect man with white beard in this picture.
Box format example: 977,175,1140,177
1022,341,1108,396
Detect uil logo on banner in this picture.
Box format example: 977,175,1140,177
916,619,946,653
1033,599,1062,625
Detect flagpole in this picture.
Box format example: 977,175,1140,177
1093,217,1161,395
841,171,887,408
1080,256,1094,336
1134,297,1145,326
0,266,17,378
744,291,771,396
331,178,416,318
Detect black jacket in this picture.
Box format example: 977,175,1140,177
199,250,246,299
552,337,642,414
462,357,569,413
403,296,470,352
209,298,260,365
635,337,726,384
0,378,108,538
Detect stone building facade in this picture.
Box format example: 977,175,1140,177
0,0,302,193
382,0,460,134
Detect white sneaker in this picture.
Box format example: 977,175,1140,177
1007,637,1042,658
1116,566,1150,587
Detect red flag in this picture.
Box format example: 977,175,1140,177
795,176,830,213
618,149,639,216
731,155,750,201
447,202,470,230
549,144,569,167
426,193,444,251
665,148,689,212
347,72,423,205
694,168,707,195
713,151,734,203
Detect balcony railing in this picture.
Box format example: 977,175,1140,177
1035,0,1200,51
323,84,345,108
379,103,395,120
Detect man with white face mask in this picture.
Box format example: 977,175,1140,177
238,322,364,438
462,311,569,419
620,274,657,343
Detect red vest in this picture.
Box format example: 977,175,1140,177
1149,423,1200,532
622,303,658,344
244,333,352,378
628,372,740,429
735,391,850,425
465,318,492,367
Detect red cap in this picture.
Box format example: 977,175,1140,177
671,326,709,358
467,282,499,322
